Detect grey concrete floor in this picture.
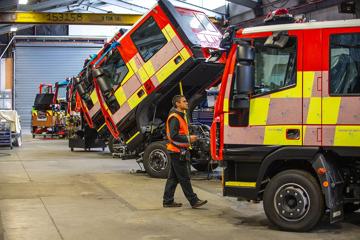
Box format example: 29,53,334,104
0,135,359,240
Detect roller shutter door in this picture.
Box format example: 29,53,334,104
14,42,102,130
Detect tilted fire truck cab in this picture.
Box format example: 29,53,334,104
92,0,224,178
74,29,125,138
211,19,360,231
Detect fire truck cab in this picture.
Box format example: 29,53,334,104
74,29,124,137
211,17,360,231
92,0,224,178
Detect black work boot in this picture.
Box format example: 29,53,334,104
191,199,208,209
163,202,183,208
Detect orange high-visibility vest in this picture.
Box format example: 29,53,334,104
166,112,190,153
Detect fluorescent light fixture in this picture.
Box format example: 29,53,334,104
10,26,18,32
18,0,28,4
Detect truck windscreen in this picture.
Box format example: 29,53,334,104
101,49,128,91
176,8,221,49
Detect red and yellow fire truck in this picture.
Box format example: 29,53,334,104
91,0,224,177
74,29,125,139
211,10,360,231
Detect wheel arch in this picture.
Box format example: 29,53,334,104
256,147,320,196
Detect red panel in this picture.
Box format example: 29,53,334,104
302,29,322,71
144,79,155,95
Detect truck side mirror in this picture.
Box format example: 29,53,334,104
96,76,111,94
76,83,86,97
230,45,254,110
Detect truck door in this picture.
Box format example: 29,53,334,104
129,8,186,93
322,28,360,147
302,30,322,146
225,31,303,148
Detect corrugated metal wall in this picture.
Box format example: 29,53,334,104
14,42,102,130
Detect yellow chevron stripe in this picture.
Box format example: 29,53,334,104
143,60,155,78
307,97,321,124
249,97,270,125
155,48,189,83
334,126,360,147
120,62,135,86
114,86,127,106
128,87,147,109
164,24,176,39
303,71,315,98
90,90,98,104
323,97,341,124
264,125,302,145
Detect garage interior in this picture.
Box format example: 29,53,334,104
0,0,359,239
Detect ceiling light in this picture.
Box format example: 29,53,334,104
10,26,18,32
18,0,28,4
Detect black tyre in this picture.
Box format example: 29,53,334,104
143,141,171,179
13,134,22,147
192,162,218,172
263,169,324,232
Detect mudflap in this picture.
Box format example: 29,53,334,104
312,153,345,223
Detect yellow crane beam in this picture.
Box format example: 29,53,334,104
0,12,143,25
0,11,219,26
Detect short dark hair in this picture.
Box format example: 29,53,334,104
172,95,185,108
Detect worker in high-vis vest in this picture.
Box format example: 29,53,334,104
163,95,208,209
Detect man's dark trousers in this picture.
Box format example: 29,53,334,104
163,152,198,206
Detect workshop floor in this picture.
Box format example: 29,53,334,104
0,135,359,240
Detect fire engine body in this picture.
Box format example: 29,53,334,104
32,81,68,138
32,84,54,136
211,18,360,231
74,30,124,139
92,0,224,177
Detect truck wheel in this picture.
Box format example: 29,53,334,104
13,135,22,147
263,169,324,232
143,141,170,179
192,162,218,172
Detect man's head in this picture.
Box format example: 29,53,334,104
172,95,188,111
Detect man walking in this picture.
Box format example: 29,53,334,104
163,95,207,208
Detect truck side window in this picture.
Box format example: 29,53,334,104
254,37,297,95
330,33,360,95
102,50,128,89
131,17,167,62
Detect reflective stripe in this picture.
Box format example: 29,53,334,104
126,131,140,144
225,181,256,188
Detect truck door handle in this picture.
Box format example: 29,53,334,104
286,129,300,140
174,56,182,64
137,89,145,98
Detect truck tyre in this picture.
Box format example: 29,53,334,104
263,169,324,232
143,141,171,179
13,134,22,147
192,162,218,172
